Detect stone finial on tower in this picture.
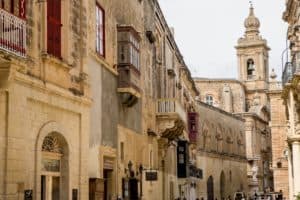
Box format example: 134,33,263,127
270,68,277,81
244,2,260,34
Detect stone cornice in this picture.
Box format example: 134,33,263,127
197,101,245,122
197,150,247,162
234,112,269,124
236,39,270,51
287,134,300,143
14,71,92,106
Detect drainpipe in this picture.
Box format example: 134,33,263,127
162,159,165,200
3,91,9,200
78,0,83,198
79,0,85,95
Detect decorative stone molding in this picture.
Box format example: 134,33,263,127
160,119,185,141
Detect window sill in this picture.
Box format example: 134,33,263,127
89,49,118,76
41,52,73,70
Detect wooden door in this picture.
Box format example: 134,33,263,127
207,176,214,200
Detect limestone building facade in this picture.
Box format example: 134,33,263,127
0,0,91,199
268,74,288,198
86,0,200,199
282,0,300,199
195,6,275,195
196,102,248,200
0,0,266,200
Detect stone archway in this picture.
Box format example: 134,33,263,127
40,133,69,200
220,171,226,200
35,121,70,200
207,176,214,200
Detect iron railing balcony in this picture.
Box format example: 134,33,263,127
282,62,294,85
0,8,26,57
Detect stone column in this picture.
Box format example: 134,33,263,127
288,147,294,200
292,141,300,197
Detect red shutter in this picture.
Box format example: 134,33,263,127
47,0,61,58
19,0,26,18
188,112,198,143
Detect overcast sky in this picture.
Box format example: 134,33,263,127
158,0,288,79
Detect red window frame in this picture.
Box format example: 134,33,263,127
96,3,105,57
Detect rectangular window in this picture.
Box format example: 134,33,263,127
47,0,61,58
96,3,105,57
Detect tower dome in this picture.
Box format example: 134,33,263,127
244,6,260,33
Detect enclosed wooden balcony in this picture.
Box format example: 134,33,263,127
117,25,141,106
117,65,141,106
0,1,26,57
117,65,140,93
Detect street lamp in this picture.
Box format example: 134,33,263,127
139,164,143,199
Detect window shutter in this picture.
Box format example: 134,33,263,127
47,0,61,58
188,112,198,143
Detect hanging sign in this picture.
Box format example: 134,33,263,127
145,171,158,181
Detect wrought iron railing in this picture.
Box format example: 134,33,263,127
157,98,187,123
282,62,294,85
0,8,26,57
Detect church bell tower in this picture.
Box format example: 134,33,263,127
236,4,270,107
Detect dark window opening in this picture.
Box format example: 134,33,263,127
247,59,255,78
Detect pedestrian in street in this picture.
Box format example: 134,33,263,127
277,190,283,200
254,192,258,200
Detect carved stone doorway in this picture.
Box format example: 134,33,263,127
40,133,69,200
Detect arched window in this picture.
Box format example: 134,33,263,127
207,176,214,200
205,95,214,106
247,59,255,78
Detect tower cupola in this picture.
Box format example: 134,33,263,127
244,6,260,34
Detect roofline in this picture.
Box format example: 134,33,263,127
197,101,245,122
154,0,199,96
234,112,269,124
194,77,246,87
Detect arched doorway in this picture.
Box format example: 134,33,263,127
40,133,69,200
207,176,214,200
220,171,226,200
